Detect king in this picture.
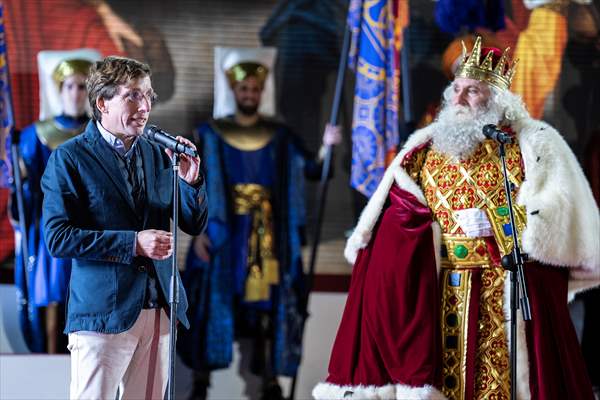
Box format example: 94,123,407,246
313,36,599,400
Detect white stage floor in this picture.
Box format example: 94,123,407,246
0,284,346,400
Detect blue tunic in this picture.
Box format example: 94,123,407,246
178,117,321,376
222,140,276,307
11,114,86,352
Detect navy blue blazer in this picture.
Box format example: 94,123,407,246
41,121,207,333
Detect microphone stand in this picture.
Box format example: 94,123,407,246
10,132,31,317
167,152,181,400
497,141,532,400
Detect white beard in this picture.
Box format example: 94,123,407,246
432,102,502,161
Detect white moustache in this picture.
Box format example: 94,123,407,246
432,103,502,161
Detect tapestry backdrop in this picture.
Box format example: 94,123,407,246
1,0,598,294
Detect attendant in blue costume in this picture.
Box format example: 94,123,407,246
10,57,93,353
178,50,341,400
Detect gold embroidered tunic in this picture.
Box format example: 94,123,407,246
406,138,526,400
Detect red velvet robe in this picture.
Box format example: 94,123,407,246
323,184,595,399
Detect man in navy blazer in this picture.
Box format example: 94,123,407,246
41,56,207,399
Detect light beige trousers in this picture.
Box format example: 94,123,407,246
68,309,169,400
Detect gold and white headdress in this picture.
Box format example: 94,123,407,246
37,49,101,120
213,47,277,119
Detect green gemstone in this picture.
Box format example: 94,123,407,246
496,206,509,217
454,245,468,259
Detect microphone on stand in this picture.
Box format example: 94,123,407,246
144,124,198,158
483,124,513,144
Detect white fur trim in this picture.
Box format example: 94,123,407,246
502,272,531,400
345,117,600,296
515,118,600,293
334,116,598,400
344,125,434,264
312,382,447,400
567,278,600,303
393,168,428,205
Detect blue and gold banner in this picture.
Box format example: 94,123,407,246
0,3,14,187
349,0,402,197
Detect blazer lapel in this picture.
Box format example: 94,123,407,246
82,123,137,213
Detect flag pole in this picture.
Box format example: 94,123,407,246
0,1,32,345
400,25,415,142
10,133,31,305
0,3,30,305
288,14,351,400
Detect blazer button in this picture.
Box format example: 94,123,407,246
138,265,146,273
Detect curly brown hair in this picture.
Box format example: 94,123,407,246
86,56,152,121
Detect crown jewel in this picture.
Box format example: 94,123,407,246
455,36,518,91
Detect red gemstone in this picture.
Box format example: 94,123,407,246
449,296,458,305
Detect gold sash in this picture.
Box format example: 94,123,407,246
232,183,279,302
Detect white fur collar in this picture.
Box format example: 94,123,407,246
344,125,434,263
345,117,600,295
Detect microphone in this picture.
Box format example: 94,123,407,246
144,125,198,158
482,124,513,144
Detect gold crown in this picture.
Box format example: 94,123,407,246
454,36,518,91
225,62,269,87
52,58,93,86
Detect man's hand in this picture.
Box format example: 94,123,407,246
318,124,343,160
165,136,202,185
323,123,342,147
192,233,212,262
136,229,173,260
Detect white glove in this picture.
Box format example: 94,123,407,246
454,208,494,238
